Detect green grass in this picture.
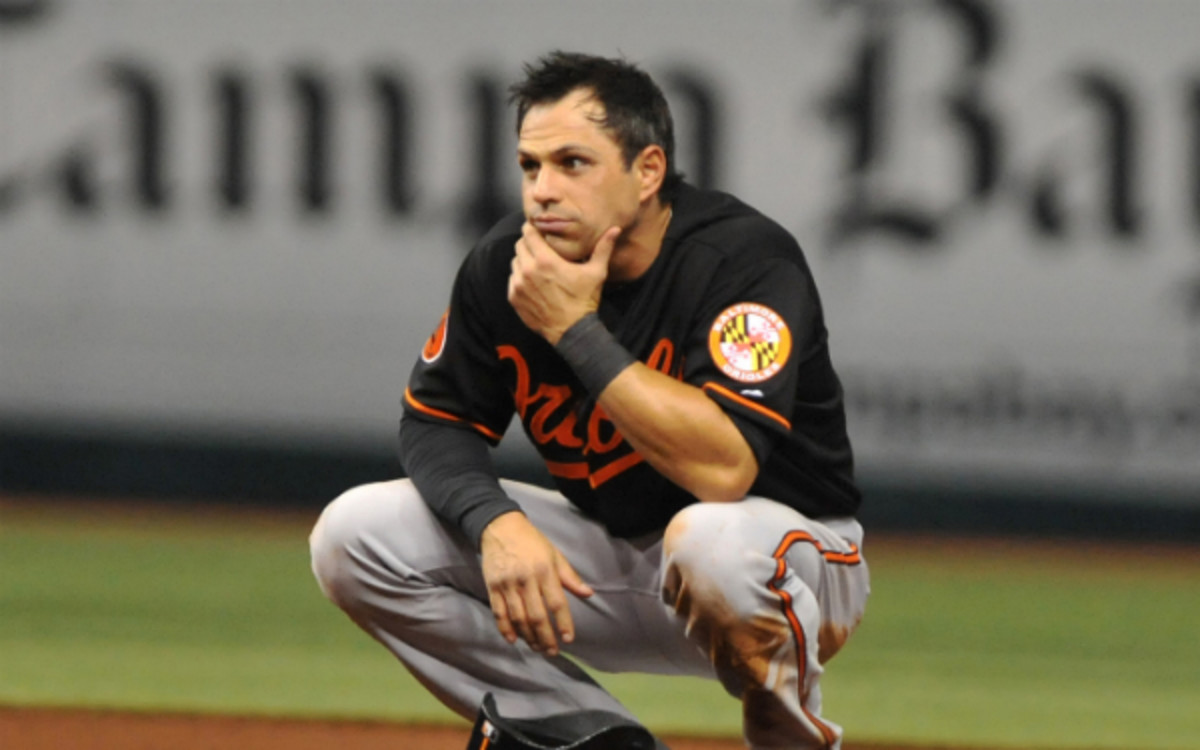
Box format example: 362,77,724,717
2,507,1199,749
0,514,450,720
822,569,1200,749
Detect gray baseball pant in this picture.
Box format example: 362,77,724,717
309,478,869,750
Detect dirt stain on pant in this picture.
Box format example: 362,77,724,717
664,559,792,695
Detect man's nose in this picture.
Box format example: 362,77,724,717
530,168,559,204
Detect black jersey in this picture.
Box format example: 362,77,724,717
404,184,860,538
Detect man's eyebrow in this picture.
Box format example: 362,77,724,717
516,144,597,160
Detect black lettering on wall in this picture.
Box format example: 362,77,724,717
821,0,1005,248
0,179,16,213
290,68,333,214
822,2,938,244
58,146,97,212
370,69,415,216
460,72,517,240
214,68,252,212
937,0,1003,201
0,13,1195,257
1080,72,1141,238
0,160,19,213
662,69,721,189
1030,71,1141,240
110,62,169,211
0,0,51,24
1189,79,1200,234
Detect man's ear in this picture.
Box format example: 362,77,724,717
634,145,667,202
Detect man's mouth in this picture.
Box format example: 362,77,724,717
532,216,573,235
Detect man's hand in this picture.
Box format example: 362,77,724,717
479,511,594,656
508,223,621,344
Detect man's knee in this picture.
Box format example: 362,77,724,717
309,478,417,608
662,502,822,617
661,503,754,617
663,502,749,580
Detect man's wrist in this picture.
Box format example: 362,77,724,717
463,501,524,550
555,312,636,396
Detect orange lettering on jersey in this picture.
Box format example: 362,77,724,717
496,338,681,485
528,384,583,448
501,344,536,418
589,451,644,488
646,339,673,374
500,345,582,449
585,404,623,455
544,460,589,479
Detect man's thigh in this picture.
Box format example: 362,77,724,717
498,480,711,677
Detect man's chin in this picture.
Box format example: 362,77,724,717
543,235,589,262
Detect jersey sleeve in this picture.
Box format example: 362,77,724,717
683,250,825,467
403,247,515,445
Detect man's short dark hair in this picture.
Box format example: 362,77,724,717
509,50,683,203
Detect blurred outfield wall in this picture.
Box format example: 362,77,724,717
2,0,1199,537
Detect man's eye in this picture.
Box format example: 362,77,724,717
519,159,538,174
562,156,586,170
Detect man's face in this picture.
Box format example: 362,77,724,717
516,88,644,262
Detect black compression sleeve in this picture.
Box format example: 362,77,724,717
398,411,522,548
555,313,636,396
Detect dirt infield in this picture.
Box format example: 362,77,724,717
0,706,952,750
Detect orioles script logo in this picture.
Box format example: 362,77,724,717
497,339,679,488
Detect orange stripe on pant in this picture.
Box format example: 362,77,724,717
767,530,859,749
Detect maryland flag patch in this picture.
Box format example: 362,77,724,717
708,302,792,383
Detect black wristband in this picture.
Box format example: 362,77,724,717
555,313,636,396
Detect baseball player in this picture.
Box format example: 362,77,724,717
310,51,869,750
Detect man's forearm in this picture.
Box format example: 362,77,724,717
554,315,757,502
399,412,522,546
598,363,758,502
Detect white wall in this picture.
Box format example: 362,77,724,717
3,0,1199,500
